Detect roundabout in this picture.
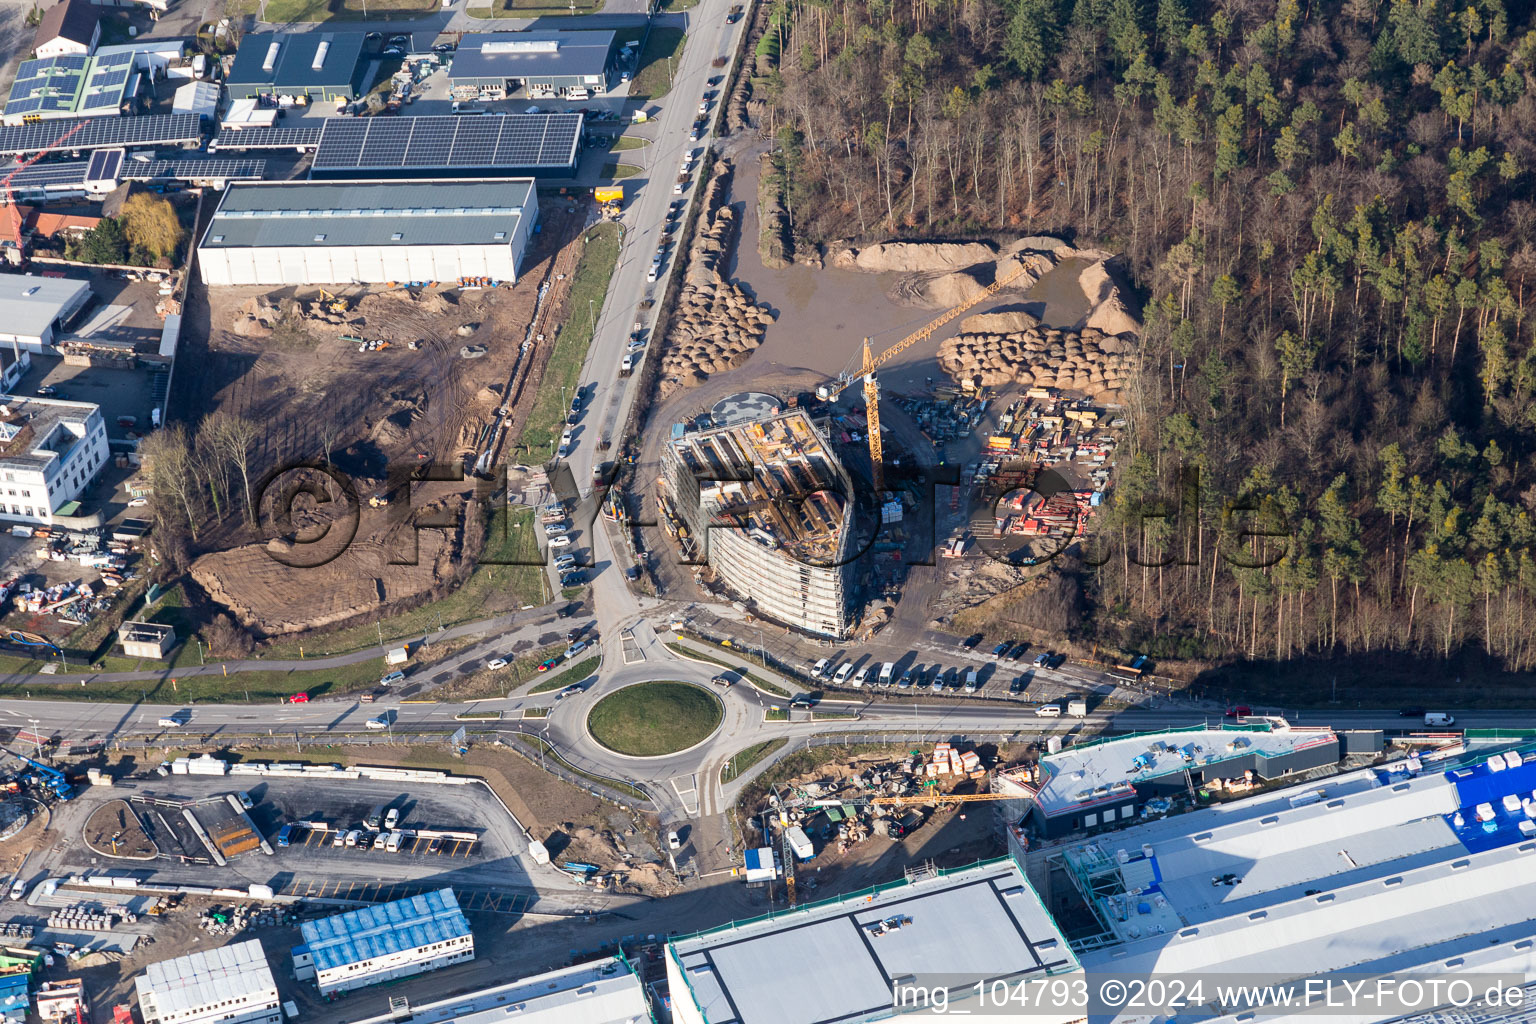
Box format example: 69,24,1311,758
586,681,724,759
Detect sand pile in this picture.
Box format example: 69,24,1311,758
231,295,282,337
832,240,998,273
661,161,775,387
1077,259,1141,336
937,326,1136,398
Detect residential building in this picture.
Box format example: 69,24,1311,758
292,888,474,996
0,276,92,351
225,32,367,101
33,0,100,59
134,939,280,1024
0,396,110,524
667,854,1080,1024
662,400,856,638
197,179,539,286
345,956,651,1024
448,30,615,100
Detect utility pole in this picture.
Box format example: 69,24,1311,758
26,720,41,761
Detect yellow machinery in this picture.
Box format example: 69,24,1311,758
317,288,349,314
817,260,1033,491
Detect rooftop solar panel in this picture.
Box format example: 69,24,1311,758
0,160,90,187
4,96,44,114
85,147,120,180
54,55,90,71
96,52,135,69
122,158,266,180
209,124,323,151
309,113,580,173
0,115,203,157
91,69,130,89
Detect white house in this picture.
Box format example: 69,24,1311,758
33,0,101,59
0,396,110,524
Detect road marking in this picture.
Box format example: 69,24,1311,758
670,774,700,816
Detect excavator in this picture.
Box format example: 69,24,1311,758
817,259,1034,491
317,288,350,314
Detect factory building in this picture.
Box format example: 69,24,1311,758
667,854,1081,1024
661,398,856,639
134,939,280,1024
226,31,367,101
0,396,111,525
1051,743,1536,1024
346,956,651,1024
197,178,538,287
292,888,474,996
3,50,165,125
0,276,91,351
998,722,1341,839
448,30,616,101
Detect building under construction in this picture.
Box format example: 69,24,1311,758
662,402,856,639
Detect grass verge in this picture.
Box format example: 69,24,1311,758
721,739,787,783
664,642,791,697
261,0,437,21
764,708,788,722
601,163,642,180
586,681,721,757
514,733,646,799
611,136,649,151
632,28,686,100
528,655,599,693
465,0,601,16
514,222,621,462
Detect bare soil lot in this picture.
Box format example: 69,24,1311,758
173,198,591,638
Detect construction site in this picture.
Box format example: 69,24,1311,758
737,740,1040,902
176,196,591,638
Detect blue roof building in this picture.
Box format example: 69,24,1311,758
293,888,474,996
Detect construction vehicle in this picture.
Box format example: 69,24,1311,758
816,260,1033,491
5,749,74,801
317,288,349,314
2,120,87,264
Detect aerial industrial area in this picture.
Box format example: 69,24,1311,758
0,0,1529,1021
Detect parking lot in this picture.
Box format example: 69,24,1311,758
283,824,479,859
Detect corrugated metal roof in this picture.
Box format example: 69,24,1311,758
0,276,89,340
200,178,535,250
299,888,471,973
345,956,647,1024
449,30,614,83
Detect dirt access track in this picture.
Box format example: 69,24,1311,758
174,196,590,637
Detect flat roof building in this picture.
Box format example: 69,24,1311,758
449,30,615,100
306,113,582,179
197,178,539,287
346,956,651,1024
4,51,147,125
1054,745,1536,1023
226,32,367,101
668,855,1080,1024
293,888,474,996
1001,722,1341,838
0,395,110,525
662,407,857,638
134,939,280,1024
0,276,91,350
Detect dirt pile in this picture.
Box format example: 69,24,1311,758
661,161,775,389
1077,259,1141,336
832,240,998,273
959,309,1040,335
937,325,1136,398
757,152,792,270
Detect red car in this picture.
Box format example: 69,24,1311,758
1225,705,1250,718
288,692,310,704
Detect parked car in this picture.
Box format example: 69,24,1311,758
560,571,585,586
487,657,509,670
1225,705,1251,718
345,829,362,847
127,496,149,507
332,829,347,848
427,837,444,854
380,670,406,686
810,658,830,679
992,641,1011,657
373,832,389,850
565,639,591,659
288,692,309,703
236,791,254,810
554,555,578,571
548,534,572,548
833,662,854,684
667,830,681,850
962,633,983,649
852,665,871,687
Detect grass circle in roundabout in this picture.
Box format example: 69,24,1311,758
586,681,723,757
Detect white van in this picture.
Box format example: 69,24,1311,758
833,663,854,685
810,658,830,679
852,665,870,687
1034,703,1063,718
385,831,404,853
963,667,979,693
878,662,895,687
1424,712,1455,727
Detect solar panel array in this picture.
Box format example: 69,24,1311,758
122,158,266,181
209,125,323,151
0,114,203,157
0,160,89,187
310,113,580,172
86,147,122,181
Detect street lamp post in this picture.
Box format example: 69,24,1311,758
26,720,41,761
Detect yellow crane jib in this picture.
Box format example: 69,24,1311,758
819,259,1034,492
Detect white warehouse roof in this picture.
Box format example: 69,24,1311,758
346,956,649,1024
1066,747,1536,1021
200,178,536,250
669,856,1079,1024
0,275,89,341
135,939,277,1022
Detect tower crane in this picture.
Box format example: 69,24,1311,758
2,120,88,264
817,259,1034,492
